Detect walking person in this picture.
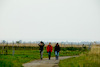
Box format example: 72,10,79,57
38,41,45,60
54,43,60,60
46,42,53,60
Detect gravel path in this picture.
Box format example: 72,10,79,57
23,56,78,67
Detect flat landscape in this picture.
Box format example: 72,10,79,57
0,0,99,67
0,44,100,67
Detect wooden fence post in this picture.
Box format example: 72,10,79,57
23,42,25,50
12,41,15,56
88,43,91,50
5,42,8,55
2,43,4,54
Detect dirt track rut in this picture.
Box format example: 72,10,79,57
23,56,77,67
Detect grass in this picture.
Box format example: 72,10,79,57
0,46,85,67
59,45,100,67
0,50,40,67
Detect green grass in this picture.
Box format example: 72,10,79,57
0,47,86,67
59,52,100,67
0,50,40,67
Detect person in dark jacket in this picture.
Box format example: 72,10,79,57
38,41,45,60
54,43,60,60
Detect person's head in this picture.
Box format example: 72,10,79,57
49,42,51,45
56,43,59,46
40,41,43,45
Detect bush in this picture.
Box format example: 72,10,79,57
61,47,83,51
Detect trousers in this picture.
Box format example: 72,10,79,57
55,51,59,60
40,50,43,60
48,52,51,60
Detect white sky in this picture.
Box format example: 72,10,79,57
0,0,100,42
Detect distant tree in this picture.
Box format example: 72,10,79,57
16,40,22,49
94,41,96,44
2,40,6,44
16,41,20,44
16,40,22,44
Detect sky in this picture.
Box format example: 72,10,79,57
0,0,100,42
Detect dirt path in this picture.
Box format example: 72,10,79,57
23,56,78,67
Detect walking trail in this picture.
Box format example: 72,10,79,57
23,56,78,67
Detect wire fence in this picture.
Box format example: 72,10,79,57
0,43,91,55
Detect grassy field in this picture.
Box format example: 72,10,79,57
0,46,87,67
59,44,100,67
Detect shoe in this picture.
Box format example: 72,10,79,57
41,58,42,60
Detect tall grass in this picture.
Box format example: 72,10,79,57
89,45,100,55
59,44,100,67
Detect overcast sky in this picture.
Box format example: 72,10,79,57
0,0,100,42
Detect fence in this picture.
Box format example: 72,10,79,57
0,43,90,55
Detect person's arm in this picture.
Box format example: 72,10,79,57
51,46,53,52
59,46,60,52
43,43,45,47
38,43,41,46
54,46,55,52
46,46,48,52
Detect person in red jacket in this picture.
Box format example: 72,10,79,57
46,42,53,60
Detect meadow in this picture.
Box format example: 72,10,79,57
0,43,88,67
59,44,100,67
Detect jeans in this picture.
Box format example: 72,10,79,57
48,52,51,60
55,51,59,60
40,50,43,60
